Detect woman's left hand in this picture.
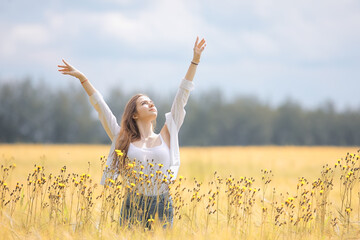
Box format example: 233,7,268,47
193,36,206,63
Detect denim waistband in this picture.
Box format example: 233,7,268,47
125,189,170,199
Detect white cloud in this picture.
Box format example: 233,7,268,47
241,32,278,55
250,0,360,61
201,0,360,61
98,1,204,50
12,24,49,44
0,23,49,57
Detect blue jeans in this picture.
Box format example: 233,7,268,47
119,191,174,229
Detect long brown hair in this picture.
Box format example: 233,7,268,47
111,93,157,175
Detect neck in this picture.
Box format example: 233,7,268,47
136,119,155,139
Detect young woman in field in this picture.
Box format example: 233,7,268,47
58,37,206,229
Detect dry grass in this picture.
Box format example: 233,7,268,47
1,144,360,239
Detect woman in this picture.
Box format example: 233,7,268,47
58,36,206,229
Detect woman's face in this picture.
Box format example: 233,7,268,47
134,95,157,121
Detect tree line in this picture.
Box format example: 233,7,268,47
1,78,360,146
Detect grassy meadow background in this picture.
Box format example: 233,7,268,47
2,144,358,193
1,144,360,239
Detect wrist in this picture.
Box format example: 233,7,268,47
78,74,87,82
192,58,200,64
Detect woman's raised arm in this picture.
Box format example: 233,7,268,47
161,37,207,135
57,59,120,140
184,36,206,82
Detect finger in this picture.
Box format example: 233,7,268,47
198,38,206,48
57,65,67,68
62,59,70,66
194,36,199,48
58,68,70,73
195,40,205,50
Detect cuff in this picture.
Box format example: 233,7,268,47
89,90,103,106
179,78,195,91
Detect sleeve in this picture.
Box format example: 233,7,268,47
169,78,195,132
89,89,121,140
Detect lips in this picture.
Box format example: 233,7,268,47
150,108,157,112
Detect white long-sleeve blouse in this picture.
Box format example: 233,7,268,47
88,78,195,185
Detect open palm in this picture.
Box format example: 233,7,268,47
193,37,206,62
57,59,84,79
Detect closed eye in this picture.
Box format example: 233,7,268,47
141,100,154,105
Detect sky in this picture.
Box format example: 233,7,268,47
1,0,360,111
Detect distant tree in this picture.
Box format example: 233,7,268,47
1,78,360,146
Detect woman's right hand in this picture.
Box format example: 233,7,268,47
58,59,85,80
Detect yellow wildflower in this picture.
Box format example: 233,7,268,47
115,149,124,156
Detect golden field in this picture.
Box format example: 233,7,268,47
1,144,360,239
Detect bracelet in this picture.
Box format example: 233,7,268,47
191,61,199,65
81,79,88,84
